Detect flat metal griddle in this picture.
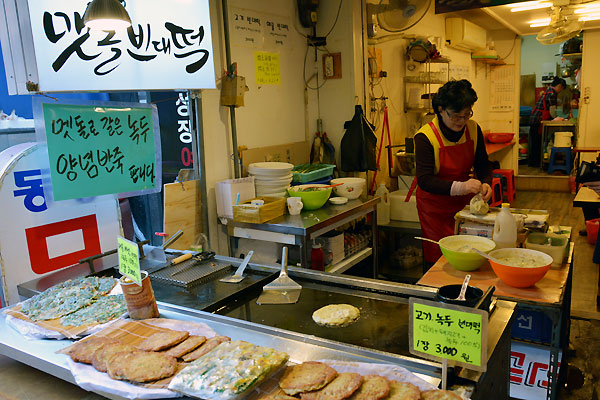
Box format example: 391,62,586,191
208,279,412,357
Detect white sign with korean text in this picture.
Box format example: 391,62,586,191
26,0,216,92
0,143,120,306
510,341,563,400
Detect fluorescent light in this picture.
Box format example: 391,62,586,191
510,2,552,12
580,13,600,21
529,18,551,27
575,6,600,14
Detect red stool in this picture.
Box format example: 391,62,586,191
489,177,503,207
492,169,516,203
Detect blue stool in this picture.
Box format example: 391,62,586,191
548,147,572,175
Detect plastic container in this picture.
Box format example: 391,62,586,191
119,271,159,320
436,285,484,307
311,241,324,271
525,232,568,267
586,218,600,245
375,184,390,225
390,189,419,222
554,131,573,148
493,203,517,249
292,164,336,183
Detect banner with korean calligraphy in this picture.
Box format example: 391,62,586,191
409,298,488,371
26,0,215,91
35,99,161,201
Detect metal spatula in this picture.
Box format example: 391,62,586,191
257,247,302,305
219,251,254,283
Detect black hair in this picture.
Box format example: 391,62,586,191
552,77,567,88
432,79,478,114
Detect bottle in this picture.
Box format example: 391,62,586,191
311,240,324,271
493,203,517,249
376,184,391,225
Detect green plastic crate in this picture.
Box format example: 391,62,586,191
292,164,335,183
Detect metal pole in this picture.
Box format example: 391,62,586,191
221,0,240,178
189,90,210,242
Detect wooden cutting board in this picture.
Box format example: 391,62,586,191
163,180,202,251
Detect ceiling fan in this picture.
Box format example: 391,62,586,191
535,1,594,44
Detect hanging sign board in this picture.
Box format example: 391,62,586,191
34,99,161,201
118,236,141,285
409,298,488,372
25,0,215,92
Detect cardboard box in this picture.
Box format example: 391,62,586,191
233,196,286,224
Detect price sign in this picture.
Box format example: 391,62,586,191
409,298,488,372
36,100,161,201
255,51,281,85
118,236,141,285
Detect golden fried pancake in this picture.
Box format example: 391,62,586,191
67,337,117,364
137,330,189,352
420,390,462,400
312,304,360,327
107,350,177,382
182,335,230,362
279,361,338,396
348,375,390,400
300,372,363,400
387,381,421,400
91,342,137,372
165,335,206,358
260,389,300,399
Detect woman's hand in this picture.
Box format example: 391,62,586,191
451,179,482,196
480,183,492,202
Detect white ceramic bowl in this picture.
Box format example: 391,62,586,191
330,178,366,200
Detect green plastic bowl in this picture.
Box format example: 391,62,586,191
287,184,332,210
438,235,496,271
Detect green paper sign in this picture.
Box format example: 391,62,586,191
42,102,158,201
118,236,141,285
409,298,488,372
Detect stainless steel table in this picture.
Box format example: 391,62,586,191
224,198,380,276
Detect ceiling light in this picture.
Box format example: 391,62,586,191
575,6,600,14
83,0,132,31
510,2,552,12
580,13,600,21
529,18,551,27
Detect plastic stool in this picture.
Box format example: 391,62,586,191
492,169,516,202
548,147,572,175
489,177,503,207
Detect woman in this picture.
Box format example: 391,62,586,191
412,80,494,264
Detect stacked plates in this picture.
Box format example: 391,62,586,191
248,162,294,197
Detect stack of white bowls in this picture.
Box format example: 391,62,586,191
248,162,294,197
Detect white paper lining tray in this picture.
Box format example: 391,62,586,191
149,259,232,287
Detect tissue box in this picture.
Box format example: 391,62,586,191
232,196,286,224
215,177,255,219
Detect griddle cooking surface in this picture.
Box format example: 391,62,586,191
213,283,411,356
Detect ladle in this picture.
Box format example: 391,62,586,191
414,236,441,245
414,236,471,252
457,274,471,301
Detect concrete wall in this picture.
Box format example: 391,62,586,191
520,35,562,87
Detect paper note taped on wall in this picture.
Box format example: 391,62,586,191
255,51,281,85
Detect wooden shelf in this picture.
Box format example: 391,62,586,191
485,141,514,155
471,57,506,65
561,53,582,60
326,247,372,274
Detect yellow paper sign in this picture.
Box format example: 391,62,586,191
118,236,141,285
255,51,281,85
409,298,488,371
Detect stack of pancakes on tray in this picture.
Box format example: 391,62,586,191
262,361,462,400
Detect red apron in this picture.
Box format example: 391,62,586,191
415,121,476,263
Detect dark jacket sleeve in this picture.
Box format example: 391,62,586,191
414,132,453,195
473,125,494,185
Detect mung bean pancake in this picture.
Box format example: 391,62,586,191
92,342,137,372
137,330,190,352
348,375,390,400
107,350,177,382
279,361,338,395
67,336,118,364
61,295,126,327
164,335,206,358
181,335,230,362
420,390,462,400
385,381,420,400
312,304,360,327
300,372,363,400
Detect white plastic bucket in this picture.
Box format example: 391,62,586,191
554,132,572,148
